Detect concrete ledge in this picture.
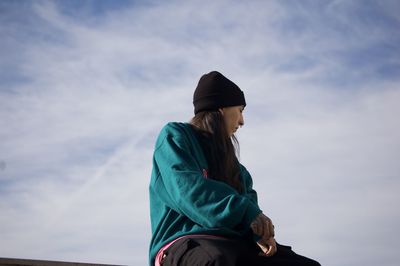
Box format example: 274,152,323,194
0,258,124,266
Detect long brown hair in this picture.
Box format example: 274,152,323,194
190,111,243,193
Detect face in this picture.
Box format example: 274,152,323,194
220,105,245,137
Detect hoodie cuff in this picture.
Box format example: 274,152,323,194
242,201,262,230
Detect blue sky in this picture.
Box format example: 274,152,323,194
0,1,399,265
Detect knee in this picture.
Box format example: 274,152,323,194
309,259,321,266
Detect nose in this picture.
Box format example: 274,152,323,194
239,113,244,127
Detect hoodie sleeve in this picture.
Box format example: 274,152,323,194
153,124,261,230
240,164,259,205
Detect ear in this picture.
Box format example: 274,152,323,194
218,108,224,115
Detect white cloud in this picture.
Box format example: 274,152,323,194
0,1,399,265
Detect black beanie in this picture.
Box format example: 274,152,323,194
193,71,246,114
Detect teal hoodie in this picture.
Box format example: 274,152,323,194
148,122,262,265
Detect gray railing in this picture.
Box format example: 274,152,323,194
0,258,125,266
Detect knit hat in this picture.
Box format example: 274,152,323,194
193,71,246,114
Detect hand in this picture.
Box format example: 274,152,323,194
250,213,275,241
257,237,277,257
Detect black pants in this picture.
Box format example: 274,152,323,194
161,237,321,266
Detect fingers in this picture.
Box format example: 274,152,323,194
250,214,264,236
268,219,275,238
256,241,269,254
251,213,276,241
260,216,267,239
257,238,277,257
263,215,272,239
264,238,277,257
259,213,274,240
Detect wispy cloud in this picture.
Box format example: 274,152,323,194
0,1,399,265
